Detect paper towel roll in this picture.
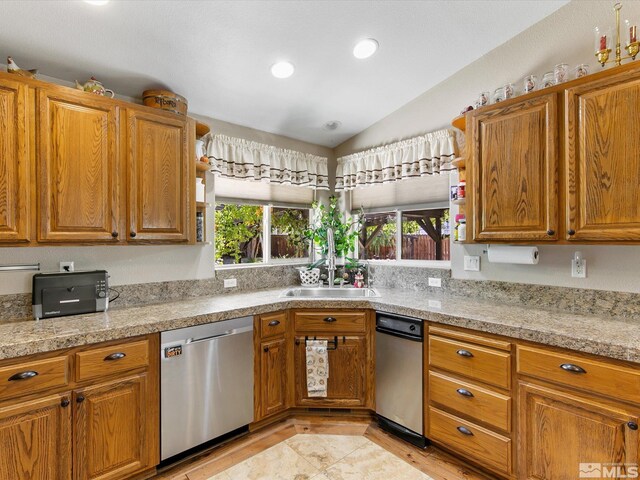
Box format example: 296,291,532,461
487,245,539,265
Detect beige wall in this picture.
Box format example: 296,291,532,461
0,108,331,295
334,0,640,293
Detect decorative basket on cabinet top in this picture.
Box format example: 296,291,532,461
142,89,188,115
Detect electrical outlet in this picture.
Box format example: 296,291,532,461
464,255,481,271
428,277,442,288
59,261,74,273
223,278,237,288
572,259,587,278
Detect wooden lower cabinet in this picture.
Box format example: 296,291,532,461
518,381,640,479
294,335,367,407
0,393,72,480
74,374,153,480
259,337,288,418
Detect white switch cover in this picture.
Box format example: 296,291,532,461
59,261,74,272
223,278,237,288
428,277,441,288
464,256,481,271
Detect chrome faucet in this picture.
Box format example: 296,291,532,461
326,227,336,288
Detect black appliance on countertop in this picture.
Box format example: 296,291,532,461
32,270,109,319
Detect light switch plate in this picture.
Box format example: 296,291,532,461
59,261,74,273
464,256,481,271
428,277,442,288
223,278,237,288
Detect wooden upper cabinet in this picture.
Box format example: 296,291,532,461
566,72,640,241
126,109,193,243
469,93,559,242
37,89,122,243
519,381,640,480
0,393,72,480
0,78,30,243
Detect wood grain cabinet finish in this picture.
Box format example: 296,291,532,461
37,89,122,243
295,335,367,407
0,78,30,243
126,109,193,243
0,393,72,480
469,93,559,242
565,72,640,241
518,381,640,480
259,337,288,418
74,374,153,480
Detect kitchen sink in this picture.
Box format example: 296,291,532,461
281,287,380,298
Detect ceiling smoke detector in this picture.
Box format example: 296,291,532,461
84,0,109,5
271,61,295,79
353,38,379,59
324,121,342,131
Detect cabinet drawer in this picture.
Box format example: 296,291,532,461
429,406,511,475
429,335,511,390
294,311,366,333
429,371,511,432
0,356,68,400
260,312,286,338
76,339,149,382
517,345,640,404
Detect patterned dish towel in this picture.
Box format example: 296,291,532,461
306,340,329,397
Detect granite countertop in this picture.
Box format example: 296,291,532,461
0,288,638,363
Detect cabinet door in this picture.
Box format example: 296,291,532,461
295,335,367,407
260,337,288,418
0,393,72,480
566,73,640,241
126,109,193,242
0,78,30,243
518,382,640,480
74,374,153,480
470,93,558,241
37,89,122,243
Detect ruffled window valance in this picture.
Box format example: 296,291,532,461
205,134,329,190
335,129,456,192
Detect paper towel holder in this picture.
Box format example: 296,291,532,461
485,245,540,264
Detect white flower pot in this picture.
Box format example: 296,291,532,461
298,268,320,286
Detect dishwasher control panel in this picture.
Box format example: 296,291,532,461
376,312,423,338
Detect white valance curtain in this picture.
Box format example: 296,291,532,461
205,134,329,190
335,129,456,192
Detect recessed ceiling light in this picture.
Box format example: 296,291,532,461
353,39,379,59
271,61,295,79
84,0,109,5
324,121,342,131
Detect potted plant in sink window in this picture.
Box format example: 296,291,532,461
301,196,363,286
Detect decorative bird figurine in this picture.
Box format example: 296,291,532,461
7,56,38,78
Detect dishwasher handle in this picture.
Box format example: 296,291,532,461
375,326,423,342
185,325,253,344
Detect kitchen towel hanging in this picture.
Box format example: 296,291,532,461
306,340,329,397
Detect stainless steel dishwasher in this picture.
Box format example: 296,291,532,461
160,316,254,461
375,311,427,448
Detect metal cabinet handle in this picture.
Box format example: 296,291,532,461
76,395,85,404
457,426,474,436
60,397,70,408
560,363,586,374
456,349,474,358
263,346,269,352
323,317,337,323
568,229,576,236
111,231,119,238
628,422,638,430
268,320,281,327
130,231,137,238
8,371,38,381
456,388,474,398
104,352,126,361
547,229,555,236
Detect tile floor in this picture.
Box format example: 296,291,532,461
206,434,433,480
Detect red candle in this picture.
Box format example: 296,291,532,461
631,25,637,44
600,35,608,51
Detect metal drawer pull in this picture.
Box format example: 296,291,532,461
60,397,70,408
8,371,38,381
628,422,638,430
268,320,281,327
456,388,474,398
456,349,474,358
457,426,474,436
323,317,337,323
104,352,126,361
560,363,586,374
